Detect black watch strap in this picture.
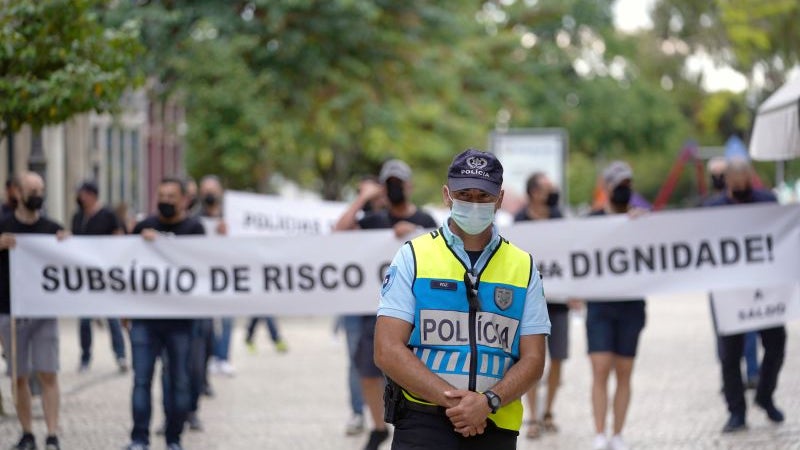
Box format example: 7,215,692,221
483,390,501,414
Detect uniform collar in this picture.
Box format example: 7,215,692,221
440,218,501,272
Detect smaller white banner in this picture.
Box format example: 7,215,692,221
711,284,800,335
224,190,347,236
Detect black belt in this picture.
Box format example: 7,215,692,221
400,395,447,416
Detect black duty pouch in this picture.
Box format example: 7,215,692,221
383,376,402,424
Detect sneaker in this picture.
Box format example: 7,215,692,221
345,413,365,436
124,442,149,450
155,422,166,436
187,411,204,431
745,375,759,390
218,360,236,377
12,433,36,450
207,358,220,375
166,444,183,450
721,414,747,433
274,340,289,353
609,435,628,450
755,399,785,423
245,340,257,355
592,434,609,450
363,429,389,450
117,358,129,373
78,361,90,373
44,436,59,450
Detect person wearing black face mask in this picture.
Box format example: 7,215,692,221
334,159,437,450
127,177,205,450
703,158,786,434
514,172,567,439
70,181,128,375
0,172,65,450
580,161,647,450
700,157,760,398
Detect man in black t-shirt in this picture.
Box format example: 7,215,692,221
334,159,436,450
72,181,128,373
0,172,65,450
514,171,568,439
126,177,205,450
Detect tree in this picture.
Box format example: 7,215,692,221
0,0,142,174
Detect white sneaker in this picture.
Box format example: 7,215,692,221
593,434,609,450
609,435,628,450
218,360,236,376
345,413,365,435
207,358,220,375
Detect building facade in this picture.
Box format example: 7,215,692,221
1,89,185,227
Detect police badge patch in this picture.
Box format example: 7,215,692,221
381,265,397,296
494,287,513,310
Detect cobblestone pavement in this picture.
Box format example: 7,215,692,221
1,293,799,449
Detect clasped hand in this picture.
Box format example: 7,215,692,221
443,390,491,437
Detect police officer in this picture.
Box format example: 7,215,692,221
374,149,550,449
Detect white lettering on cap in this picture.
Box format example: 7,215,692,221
460,169,491,178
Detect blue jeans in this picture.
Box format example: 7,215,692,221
213,317,233,361
342,315,364,415
245,317,282,343
130,319,192,446
79,317,125,364
744,332,759,379
170,319,213,413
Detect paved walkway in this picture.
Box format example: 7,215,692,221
1,293,799,449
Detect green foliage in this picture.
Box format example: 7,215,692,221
0,0,143,134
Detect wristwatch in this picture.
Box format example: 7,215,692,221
483,390,501,414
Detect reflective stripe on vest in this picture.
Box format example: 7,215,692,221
405,228,531,432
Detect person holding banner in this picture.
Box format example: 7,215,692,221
0,172,65,450
374,149,550,450
703,158,787,433
125,177,206,450
514,172,569,439
335,159,437,450
585,161,647,450
702,158,761,393
71,180,129,374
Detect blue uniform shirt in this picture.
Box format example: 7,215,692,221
378,220,551,337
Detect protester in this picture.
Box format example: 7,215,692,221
336,176,388,436
374,149,550,449
244,317,288,353
514,171,569,439
703,158,761,391
335,159,438,450
71,180,128,373
126,177,205,450
0,172,65,450
585,161,647,450
703,158,786,433
195,175,237,378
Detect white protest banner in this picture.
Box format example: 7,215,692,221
9,203,800,317
502,203,800,299
224,190,347,236
711,285,800,335
11,230,401,318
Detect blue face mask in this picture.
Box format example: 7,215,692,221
449,193,497,235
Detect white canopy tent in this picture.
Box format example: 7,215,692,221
750,76,800,161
